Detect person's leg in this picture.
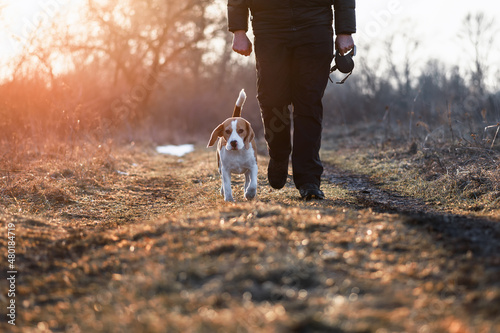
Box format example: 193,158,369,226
290,26,334,190
254,33,293,162
254,33,294,188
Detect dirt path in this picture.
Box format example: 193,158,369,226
1,147,499,332
325,164,500,258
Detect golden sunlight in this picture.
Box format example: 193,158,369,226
0,0,85,78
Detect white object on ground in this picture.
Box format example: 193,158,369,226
156,144,195,157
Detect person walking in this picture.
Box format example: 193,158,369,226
228,0,356,200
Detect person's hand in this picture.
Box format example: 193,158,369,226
335,34,355,55
232,30,253,56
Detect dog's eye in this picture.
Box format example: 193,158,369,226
225,130,231,134
237,129,244,134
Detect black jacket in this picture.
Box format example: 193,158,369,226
228,0,356,35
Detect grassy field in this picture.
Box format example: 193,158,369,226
1,137,499,332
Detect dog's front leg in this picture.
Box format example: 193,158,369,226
221,168,234,202
244,165,258,200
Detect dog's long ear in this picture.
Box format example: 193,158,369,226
244,120,255,149
207,124,224,147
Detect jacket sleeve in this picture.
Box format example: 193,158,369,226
333,0,356,35
227,0,250,32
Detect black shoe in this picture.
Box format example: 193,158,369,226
298,184,325,200
268,158,288,189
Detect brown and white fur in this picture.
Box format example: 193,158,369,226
207,89,257,202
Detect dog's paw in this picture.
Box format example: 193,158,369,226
244,187,257,200
224,196,234,202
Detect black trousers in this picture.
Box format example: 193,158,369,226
254,25,334,188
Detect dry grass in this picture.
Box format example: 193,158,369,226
0,138,499,333
324,140,500,219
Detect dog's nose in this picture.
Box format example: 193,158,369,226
230,140,238,148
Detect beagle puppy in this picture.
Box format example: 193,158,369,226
207,89,258,202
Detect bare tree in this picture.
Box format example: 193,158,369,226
384,31,420,99
458,12,497,96
35,0,222,122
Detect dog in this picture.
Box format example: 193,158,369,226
207,89,258,202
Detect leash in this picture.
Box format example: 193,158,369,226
329,45,356,84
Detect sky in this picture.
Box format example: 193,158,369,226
0,0,499,85
0,0,77,56
0,0,86,78
356,0,499,81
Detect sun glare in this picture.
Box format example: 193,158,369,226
0,0,85,79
